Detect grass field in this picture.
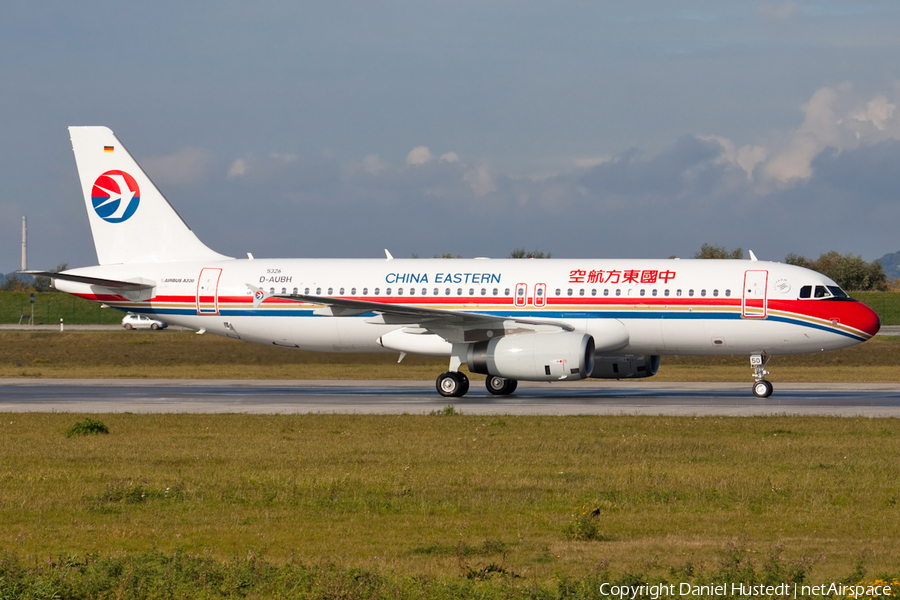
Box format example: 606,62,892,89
1,413,899,593
1,330,900,382
1,290,900,325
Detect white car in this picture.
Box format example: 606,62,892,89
122,313,168,330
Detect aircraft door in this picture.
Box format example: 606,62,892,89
515,283,527,308
197,268,222,315
534,283,546,308
742,270,768,318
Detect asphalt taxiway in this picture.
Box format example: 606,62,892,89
1,379,899,417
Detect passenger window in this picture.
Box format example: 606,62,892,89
316,287,321,295
504,288,510,296
700,289,706,297
304,287,310,294
652,289,658,296
713,289,718,297
517,288,524,296
664,289,670,297
555,289,561,296
481,288,486,295
339,287,344,295
397,288,403,295
567,289,573,296
639,289,646,296
362,288,368,295
292,287,298,295
374,288,380,295
689,289,694,297
351,287,356,295
493,288,498,295
327,287,333,295
270,288,275,294
385,288,391,295
799,285,812,299
591,289,597,296
457,288,462,295
604,289,609,296
579,289,585,296
444,288,450,295
468,288,474,295
725,289,731,297
676,290,682,297
616,289,621,296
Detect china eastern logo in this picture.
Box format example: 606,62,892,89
91,170,140,223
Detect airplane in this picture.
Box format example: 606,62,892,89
26,126,881,399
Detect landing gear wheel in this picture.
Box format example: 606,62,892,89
753,380,774,398
437,372,469,397
485,375,518,396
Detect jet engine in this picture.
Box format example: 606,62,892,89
467,332,595,382
590,355,660,379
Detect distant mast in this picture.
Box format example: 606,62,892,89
21,216,26,271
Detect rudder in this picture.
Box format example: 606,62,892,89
69,126,230,265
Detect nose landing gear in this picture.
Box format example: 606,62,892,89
750,353,773,398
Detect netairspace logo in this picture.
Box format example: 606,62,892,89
596,581,896,599
91,170,141,223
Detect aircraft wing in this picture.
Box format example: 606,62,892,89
21,271,155,291
247,285,572,343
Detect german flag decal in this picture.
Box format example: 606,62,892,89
103,146,114,153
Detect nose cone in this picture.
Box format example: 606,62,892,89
851,300,881,337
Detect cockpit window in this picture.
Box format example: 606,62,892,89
827,286,849,298
814,286,831,298
799,285,811,299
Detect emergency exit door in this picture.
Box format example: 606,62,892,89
742,270,768,318
197,268,222,315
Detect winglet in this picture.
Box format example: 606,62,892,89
749,250,758,261
246,284,269,308
385,249,394,260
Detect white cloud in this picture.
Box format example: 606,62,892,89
757,1,799,20
440,152,459,163
406,146,433,166
362,154,387,175
761,84,900,183
574,156,611,169
227,158,249,179
141,147,215,187
464,164,496,197
850,95,895,131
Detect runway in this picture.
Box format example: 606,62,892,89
2,379,900,416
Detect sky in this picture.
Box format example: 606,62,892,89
2,0,900,273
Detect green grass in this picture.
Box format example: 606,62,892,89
0,292,125,325
2,330,900,381
853,291,900,325
1,413,899,591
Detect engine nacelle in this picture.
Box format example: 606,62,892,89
467,332,595,382
590,355,660,379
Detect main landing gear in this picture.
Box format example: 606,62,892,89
435,372,519,397
436,371,469,397
750,353,774,398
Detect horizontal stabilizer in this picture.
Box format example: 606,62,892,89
21,271,155,291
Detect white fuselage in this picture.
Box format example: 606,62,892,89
54,256,879,359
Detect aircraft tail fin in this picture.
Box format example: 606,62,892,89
69,126,230,265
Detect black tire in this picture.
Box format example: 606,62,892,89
753,380,773,398
486,375,517,396
124,323,133,330
150,323,159,330
436,372,468,397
